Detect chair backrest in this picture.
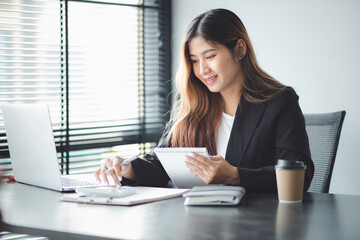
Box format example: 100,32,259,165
304,111,346,193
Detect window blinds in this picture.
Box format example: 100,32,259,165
0,0,171,176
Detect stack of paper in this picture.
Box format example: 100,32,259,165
60,186,189,206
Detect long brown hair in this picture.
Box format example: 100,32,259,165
166,9,285,154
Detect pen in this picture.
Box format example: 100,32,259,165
105,154,139,174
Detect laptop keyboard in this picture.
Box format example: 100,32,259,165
0,231,48,239
61,177,95,187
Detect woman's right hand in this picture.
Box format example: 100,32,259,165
94,156,136,187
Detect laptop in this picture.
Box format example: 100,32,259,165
1,103,102,192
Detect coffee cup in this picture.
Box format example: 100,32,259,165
275,159,306,203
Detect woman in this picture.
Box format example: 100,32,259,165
95,8,314,193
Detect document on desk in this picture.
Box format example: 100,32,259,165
60,186,189,206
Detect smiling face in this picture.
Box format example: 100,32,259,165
188,36,244,98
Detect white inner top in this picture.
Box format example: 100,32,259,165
216,112,235,159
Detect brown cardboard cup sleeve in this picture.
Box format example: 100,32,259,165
275,159,307,203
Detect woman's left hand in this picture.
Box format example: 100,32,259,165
185,153,240,185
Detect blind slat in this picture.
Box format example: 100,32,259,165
0,0,171,176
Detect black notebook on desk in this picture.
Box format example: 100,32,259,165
183,185,246,206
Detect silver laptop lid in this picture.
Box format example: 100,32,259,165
2,103,64,191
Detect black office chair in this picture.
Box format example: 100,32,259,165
304,111,346,193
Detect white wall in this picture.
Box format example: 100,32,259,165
171,0,360,195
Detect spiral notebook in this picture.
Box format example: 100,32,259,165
154,147,209,188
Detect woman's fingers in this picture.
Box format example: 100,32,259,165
94,157,125,186
186,153,210,170
108,169,121,187
99,164,110,185
111,156,124,186
185,154,231,184
94,168,101,183
185,154,212,182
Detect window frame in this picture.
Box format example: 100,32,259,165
0,0,172,176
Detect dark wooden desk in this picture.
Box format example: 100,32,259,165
1,181,360,240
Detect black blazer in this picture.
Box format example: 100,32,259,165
125,88,314,193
